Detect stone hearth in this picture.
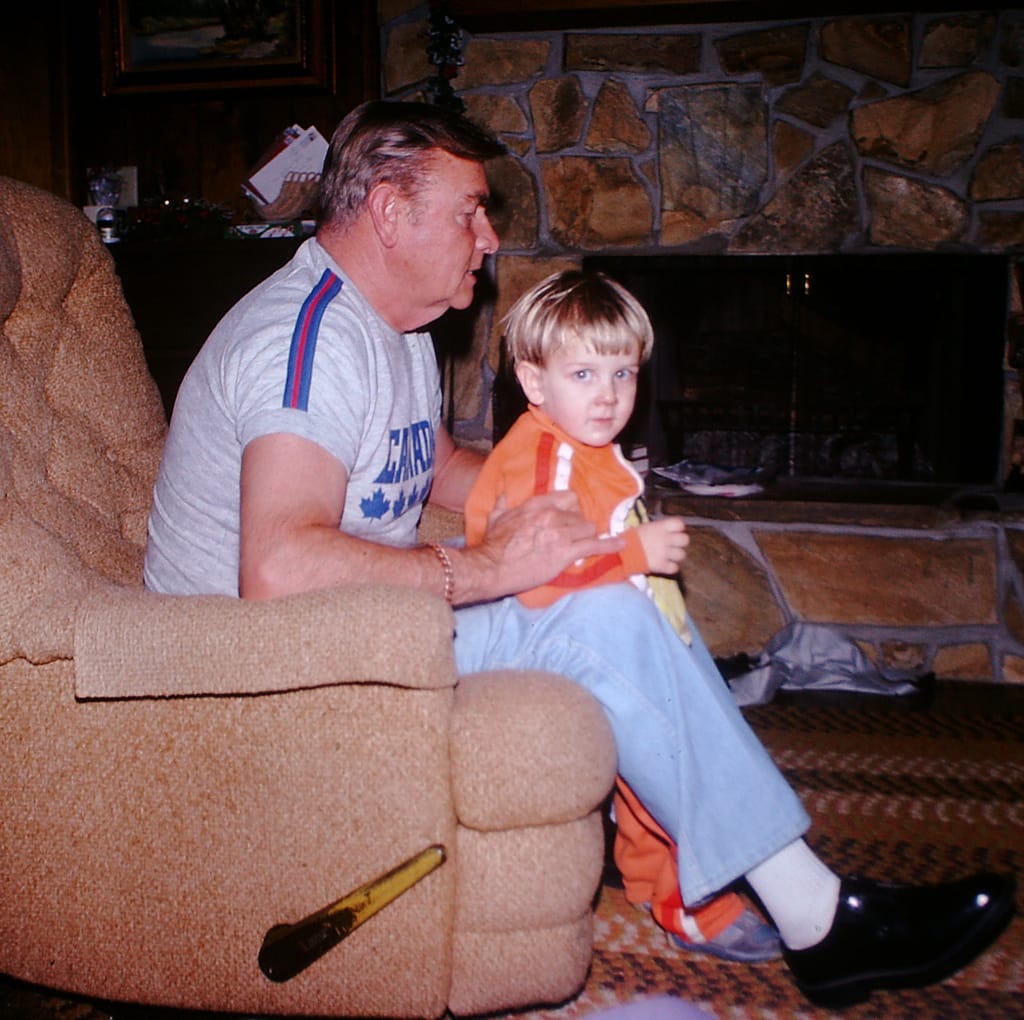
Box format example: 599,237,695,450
651,483,1024,685
380,3,1024,682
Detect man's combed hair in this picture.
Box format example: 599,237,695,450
503,270,655,369
319,100,505,231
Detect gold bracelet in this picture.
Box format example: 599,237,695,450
427,541,455,604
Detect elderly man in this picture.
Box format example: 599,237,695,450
145,100,1013,1009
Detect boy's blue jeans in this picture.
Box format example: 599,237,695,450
454,583,811,904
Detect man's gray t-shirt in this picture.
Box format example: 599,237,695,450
144,238,441,596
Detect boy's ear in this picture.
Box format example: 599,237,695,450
515,361,545,406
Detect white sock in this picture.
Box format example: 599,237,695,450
745,839,842,951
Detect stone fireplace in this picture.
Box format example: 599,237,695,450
381,2,1024,683
383,6,1024,455
584,252,1008,486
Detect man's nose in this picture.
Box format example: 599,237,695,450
476,210,500,254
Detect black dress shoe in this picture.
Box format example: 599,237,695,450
782,872,1016,1009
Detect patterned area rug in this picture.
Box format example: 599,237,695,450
501,683,1024,1020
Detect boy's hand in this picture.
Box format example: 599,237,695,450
637,516,690,576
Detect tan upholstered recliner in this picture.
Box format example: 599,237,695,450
0,176,617,1018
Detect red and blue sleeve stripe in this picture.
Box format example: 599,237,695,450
283,269,343,410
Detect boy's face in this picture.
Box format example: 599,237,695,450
516,341,640,448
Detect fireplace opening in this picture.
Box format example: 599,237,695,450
579,254,1010,492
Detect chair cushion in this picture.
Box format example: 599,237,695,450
449,916,595,1016
0,175,165,592
451,669,617,830
454,813,606,931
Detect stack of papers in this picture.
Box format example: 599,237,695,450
243,124,329,207
653,459,767,497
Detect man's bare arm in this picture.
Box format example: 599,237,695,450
239,432,622,604
239,433,435,599
429,423,485,512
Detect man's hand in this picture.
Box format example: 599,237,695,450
455,491,623,604
636,516,690,576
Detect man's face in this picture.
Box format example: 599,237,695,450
393,151,499,328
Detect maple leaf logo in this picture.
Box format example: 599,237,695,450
360,488,391,520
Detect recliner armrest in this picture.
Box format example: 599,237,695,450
74,584,457,700
451,669,617,830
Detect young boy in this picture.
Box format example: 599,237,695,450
464,269,779,963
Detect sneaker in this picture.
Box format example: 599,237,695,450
669,908,782,963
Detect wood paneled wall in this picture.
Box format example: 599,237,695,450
0,2,380,215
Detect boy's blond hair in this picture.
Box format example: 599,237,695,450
502,269,654,368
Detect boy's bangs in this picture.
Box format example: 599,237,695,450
555,315,644,361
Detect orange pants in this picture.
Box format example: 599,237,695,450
613,777,745,943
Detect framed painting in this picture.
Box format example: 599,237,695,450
100,0,332,95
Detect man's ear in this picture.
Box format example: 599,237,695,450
515,361,545,406
366,182,401,248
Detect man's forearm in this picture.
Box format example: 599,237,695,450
430,438,485,513
240,518,516,607
240,500,619,608
239,435,620,606
240,523,462,603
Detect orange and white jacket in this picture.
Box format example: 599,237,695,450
464,406,649,609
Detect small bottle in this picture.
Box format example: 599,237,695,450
96,206,118,244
